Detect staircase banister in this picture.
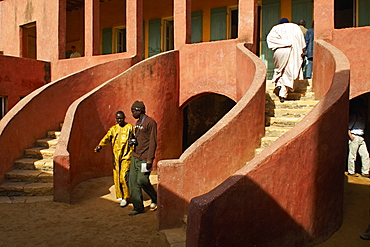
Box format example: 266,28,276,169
0,57,134,184
158,42,267,230
186,40,350,246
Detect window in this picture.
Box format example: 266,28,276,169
162,18,174,52
229,6,238,39
114,27,126,53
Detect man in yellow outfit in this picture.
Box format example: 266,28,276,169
95,111,134,207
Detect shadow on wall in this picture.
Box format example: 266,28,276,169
189,175,314,246
185,41,350,246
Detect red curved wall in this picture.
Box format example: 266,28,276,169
53,51,183,203
186,41,349,246
157,43,266,229
179,40,239,105
0,58,133,183
331,26,370,99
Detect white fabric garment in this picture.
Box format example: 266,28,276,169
267,23,306,96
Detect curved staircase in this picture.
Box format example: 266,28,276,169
163,79,320,246
0,124,62,199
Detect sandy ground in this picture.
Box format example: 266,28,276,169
0,175,169,247
0,174,369,247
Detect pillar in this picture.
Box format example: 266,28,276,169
126,0,143,58
174,0,191,49
58,0,66,59
314,0,334,40
238,0,257,46
85,0,100,56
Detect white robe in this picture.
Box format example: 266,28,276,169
267,23,306,95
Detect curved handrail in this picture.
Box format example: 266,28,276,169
186,40,350,246
157,43,267,229
0,57,134,183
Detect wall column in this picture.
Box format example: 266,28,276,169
174,0,191,49
85,0,100,56
238,0,257,46
127,0,143,58
314,0,334,40
58,0,66,59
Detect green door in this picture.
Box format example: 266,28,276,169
261,0,280,79
210,7,227,41
192,11,203,43
148,18,161,57
292,0,313,29
102,27,112,55
358,0,370,27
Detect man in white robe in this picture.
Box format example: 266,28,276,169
267,18,306,102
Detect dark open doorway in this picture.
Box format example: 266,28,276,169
182,93,236,151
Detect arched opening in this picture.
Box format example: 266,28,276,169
348,94,370,175
182,93,236,151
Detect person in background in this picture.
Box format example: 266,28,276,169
347,99,370,177
305,21,314,79
70,46,81,58
267,18,306,103
95,111,134,207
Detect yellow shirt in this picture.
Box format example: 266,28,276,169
99,123,134,161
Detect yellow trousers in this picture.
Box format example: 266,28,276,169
113,159,130,200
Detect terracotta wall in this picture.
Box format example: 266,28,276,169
157,43,266,229
331,26,370,99
314,0,370,99
0,55,50,110
0,57,133,183
0,0,59,61
179,39,238,105
186,40,349,247
53,51,182,203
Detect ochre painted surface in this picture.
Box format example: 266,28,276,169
0,57,133,184
179,39,239,106
331,27,370,99
186,40,349,247
0,55,50,110
54,51,182,203
158,43,266,230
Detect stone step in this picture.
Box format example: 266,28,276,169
0,182,53,196
265,126,292,137
14,158,53,171
269,117,303,127
273,100,319,109
47,130,61,139
270,108,312,118
5,170,53,183
36,138,58,148
25,147,56,159
268,92,315,101
260,136,279,148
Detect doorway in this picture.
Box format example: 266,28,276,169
20,23,37,59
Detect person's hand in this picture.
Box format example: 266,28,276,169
146,162,153,171
94,145,102,152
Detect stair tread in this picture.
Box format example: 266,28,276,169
15,158,53,164
0,182,53,189
6,169,53,177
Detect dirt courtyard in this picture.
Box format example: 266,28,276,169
0,176,169,247
0,174,369,247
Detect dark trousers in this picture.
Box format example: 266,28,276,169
129,157,157,211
